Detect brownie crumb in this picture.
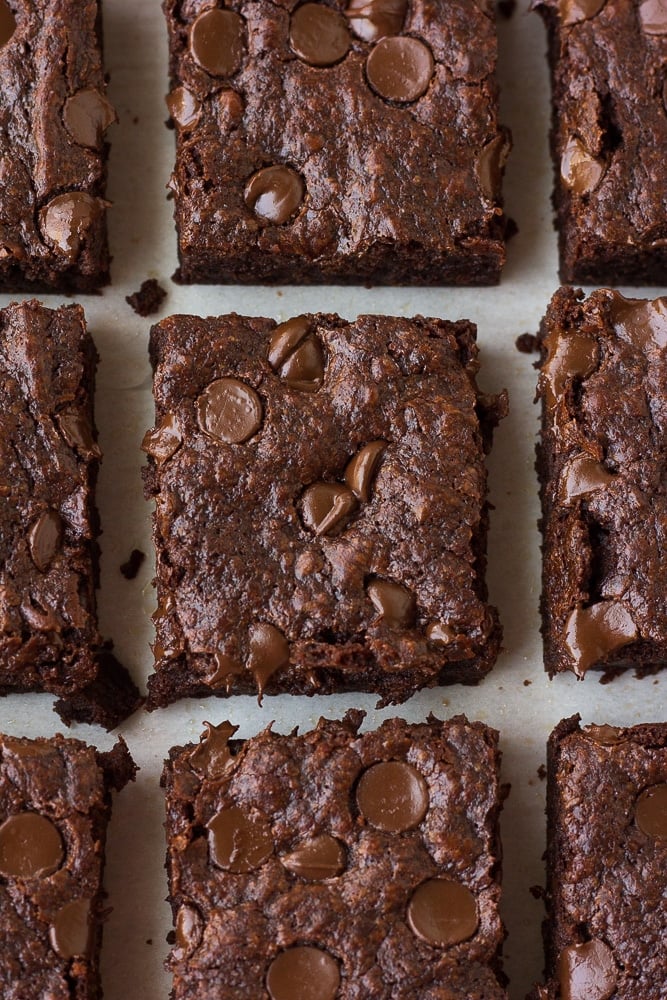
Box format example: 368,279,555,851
497,0,516,16
516,332,539,354
523,678,532,686
529,884,544,900
125,279,167,317
537,763,547,781
120,548,146,580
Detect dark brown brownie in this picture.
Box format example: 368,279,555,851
0,0,115,293
163,712,507,999
0,301,141,725
143,312,506,708
0,732,135,998
532,716,667,1000
537,286,667,679
164,0,511,285
535,0,667,285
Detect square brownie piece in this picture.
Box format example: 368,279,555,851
164,0,510,285
0,0,115,292
535,0,667,284
143,312,505,708
533,716,667,1000
163,712,507,999
0,733,135,998
537,286,667,679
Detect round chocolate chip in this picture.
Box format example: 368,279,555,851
356,760,429,831
302,483,358,536
244,166,305,225
282,835,346,880
407,878,479,947
366,578,416,627
344,441,386,502
48,899,92,959
207,806,273,872
640,0,667,33
28,509,63,573
173,904,203,960
635,783,667,840
166,86,202,130
196,378,263,444
63,89,116,148
346,0,407,42
290,3,351,67
248,622,290,699
365,36,434,103
0,812,64,879
558,939,618,1000
0,0,16,47
266,946,340,1000
39,192,100,261
268,317,324,389
560,137,605,196
189,8,245,77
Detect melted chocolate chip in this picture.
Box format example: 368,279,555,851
290,3,351,66
407,879,479,946
197,378,263,444
345,441,386,502
301,483,358,535
248,622,289,698
189,8,245,77
366,36,434,103
63,89,116,148
560,0,606,25
244,166,305,225
541,332,598,411
28,510,63,572
635,783,667,839
142,414,182,463
346,0,407,42
366,579,416,627
0,813,64,878
39,193,101,261
426,622,457,645
561,137,605,196
558,939,618,1000
206,652,244,692
207,806,273,872
269,316,311,368
356,760,429,831
266,946,340,1000
57,410,100,459
188,721,238,777
0,0,16,47
268,316,325,390
174,905,203,960
608,292,667,352
564,601,638,678
477,135,509,199
640,0,667,32
558,454,614,504
166,86,202,129
582,723,626,746
48,899,92,959
281,834,346,879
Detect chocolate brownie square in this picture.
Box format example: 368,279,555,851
532,716,667,1000
164,0,511,285
163,712,507,999
142,312,506,707
0,0,115,292
535,0,667,284
537,286,667,679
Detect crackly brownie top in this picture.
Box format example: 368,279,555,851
164,713,506,999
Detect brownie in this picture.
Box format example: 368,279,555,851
537,286,667,679
0,300,141,726
535,0,667,285
0,732,136,998
532,716,667,999
142,312,506,708
163,712,507,999
164,0,511,285
0,0,115,293
125,279,168,317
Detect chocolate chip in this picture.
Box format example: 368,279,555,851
477,134,509,200
346,0,407,42
207,806,273,872
120,548,145,580
48,899,92,959
28,510,63,572
0,0,16,47
558,940,618,1000
206,652,244,692
558,454,614,504
640,0,667,32
174,905,203,960
248,622,290,699
635,783,667,839
188,720,238,778
560,137,605,196
366,578,416,627
426,622,456,645
142,413,182,463
564,601,638,678
366,36,434,103
281,835,346,879
63,89,116,148
268,317,325,390
608,293,667,352
407,879,479,946
269,316,311,368
57,410,101,459
290,3,351,66
244,166,305,225
582,723,627,746
541,332,598,411
301,483,358,536
266,947,340,1000
344,441,386,502
196,378,263,444
560,0,606,24
39,192,101,261
356,761,429,831
166,86,202,129
189,8,245,77
0,813,64,878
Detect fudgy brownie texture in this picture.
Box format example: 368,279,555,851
143,312,506,708
164,0,511,285
537,286,667,680
0,301,141,726
0,0,115,292
0,732,136,999
163,712,507,999
531,716,667,1000
535,0,667,285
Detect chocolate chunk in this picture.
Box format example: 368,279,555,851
344,441,386,502
560,0,606,25
366,578,416,627
268,317,324,389
639,0,667,32
301,483,357,535
248,622,290,698
120,549,145,580
268,316,311,368
477,134,509,200
346,0,407,42
356,760,429,831
564,601,638,678
407,878,479,946
207,806,273,872
174,905,203,960
266,946,340,1000
48,899,92,959
244,166,305,224
166,86,202,129
28,510,63,572
196,378,263,444
608,293,667,352
582,723,626,746
365,36,434,103
289,3,350,67
560,137,605,195
206,652,244,692
57,410,100,459
142,413,182,464
541,332,598,411
39,192,101,261
125,278,167,317
0,813,64,878
63,89,116,148
0,0,15,47
558,939,617,1000
281,835,346,879
557,454,614,504
188,721,238,778
189,8,245,77
635,783,667,839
